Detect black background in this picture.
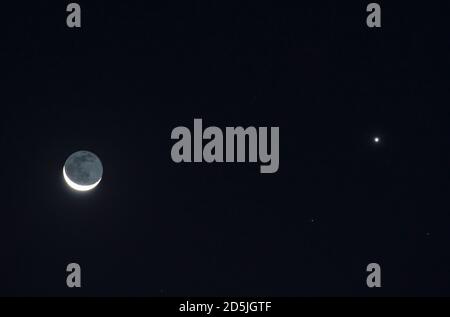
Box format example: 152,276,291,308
2,1,450,296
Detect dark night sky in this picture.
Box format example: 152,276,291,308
2,1,450,296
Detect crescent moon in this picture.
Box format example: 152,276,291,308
63,166,101,192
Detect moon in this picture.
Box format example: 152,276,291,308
63,151,103,192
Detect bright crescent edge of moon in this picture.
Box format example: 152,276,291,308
63,166,101,192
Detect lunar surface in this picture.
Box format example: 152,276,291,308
63,151,103,191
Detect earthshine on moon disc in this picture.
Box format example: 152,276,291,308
63,151,103,191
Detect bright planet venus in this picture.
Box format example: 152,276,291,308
63,150,103,191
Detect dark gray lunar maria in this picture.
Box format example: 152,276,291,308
63,150,103,191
